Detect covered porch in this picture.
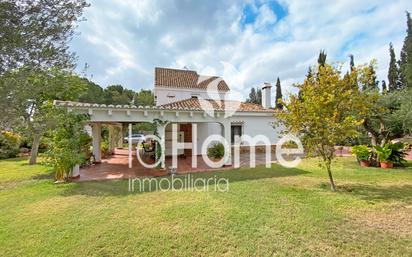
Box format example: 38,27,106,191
78,148,278,181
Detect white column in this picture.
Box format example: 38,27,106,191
128,123,132,169
191,123,197,168
92,123,102,163
223,122,232,166
158,123,166,169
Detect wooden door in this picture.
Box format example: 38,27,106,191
180,124,192,156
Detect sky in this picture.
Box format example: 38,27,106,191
70,0,411,100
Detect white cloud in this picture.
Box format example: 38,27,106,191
70,0,411,100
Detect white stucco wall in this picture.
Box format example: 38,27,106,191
155,87,227,106
229,115,282,146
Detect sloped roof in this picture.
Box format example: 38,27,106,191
159,98,273,112
54,99,273,113
155,67,230,91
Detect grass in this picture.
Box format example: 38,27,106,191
0,157,411,256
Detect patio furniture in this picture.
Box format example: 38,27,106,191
142,140,156,159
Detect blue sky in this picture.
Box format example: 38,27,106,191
70,0,411,99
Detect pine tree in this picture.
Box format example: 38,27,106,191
275,77,283,109
388,43,399,91
399,11,412,88
318,50,327,66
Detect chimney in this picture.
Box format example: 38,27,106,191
261,82,272,109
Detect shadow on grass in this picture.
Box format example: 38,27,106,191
60,164,309,197
338,183,412,203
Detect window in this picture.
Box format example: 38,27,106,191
191,95,198,99
167,93,175,98
231,125,242,144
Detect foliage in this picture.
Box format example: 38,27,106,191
0,0,89,74
275,62,371,191
399,11,412,88
0,131,21,159
373,144,392,162
207,143,225,159
275,77,283,109
100,140,111,157
246,87,262,104
135,89,155,106
387,142,407,167
103,85,135,105
317,50,327,66
351,145,370,161
388,43,400,91
44,108,90,181
78,78,105,103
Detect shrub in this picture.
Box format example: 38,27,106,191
351,145,370,161
45,111,91,181
387,142,407,167
373,144,392,162
0,131,21,159
100,140,111,158
207,143,225,159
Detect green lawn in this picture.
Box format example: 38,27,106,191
0,157,411,257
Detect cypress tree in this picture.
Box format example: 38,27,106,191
388,43,399,91
246,87,257,103
349,54,355,72
275,77,283,109
381,80,387,93
256,88,262,105
399,11,412,88
317,50,327,66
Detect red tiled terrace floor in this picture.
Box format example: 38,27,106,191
77,148,278,181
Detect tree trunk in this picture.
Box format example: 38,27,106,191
29,132,41,165
326,165,336,192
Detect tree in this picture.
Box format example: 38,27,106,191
275,63,369,191
0,0,89,74
134,89,154,106
381,80,387,93
246,87,260,104
317,50,327,66
0,0,89,164
103,85,135,105
349,54,355,72
257,88,262,105
388,43,399,91
399,11,412,88
275,77,283,109
44,106,91,181
78,78,105,103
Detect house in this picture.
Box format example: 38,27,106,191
154,67,281,157
54,67,282,169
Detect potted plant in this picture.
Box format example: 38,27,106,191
351,145,371,167
207,143,225,166
373,145,393,168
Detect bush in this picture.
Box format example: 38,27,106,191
387,142,407,167
100,140,111,158
207,143,225,159
44,110,91,181
351,145,370,161
0,131,21,159
374,144,392,162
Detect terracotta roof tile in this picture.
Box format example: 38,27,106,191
159,98,273,112
155,67,230,91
